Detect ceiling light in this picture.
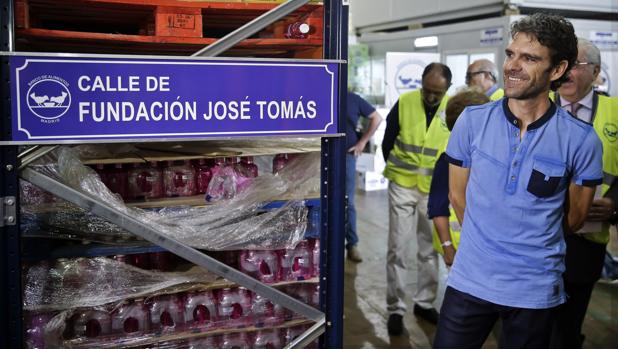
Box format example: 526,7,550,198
414,36,438,48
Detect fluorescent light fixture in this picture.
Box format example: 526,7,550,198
414,36,438,48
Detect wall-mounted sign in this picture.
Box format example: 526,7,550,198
5,54,340,143
590,31,618,50
480,27,504,47
385,52,439,108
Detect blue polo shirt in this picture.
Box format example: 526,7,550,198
445,98,603,309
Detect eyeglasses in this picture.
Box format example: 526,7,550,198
572,61,596,69
465,71,489,82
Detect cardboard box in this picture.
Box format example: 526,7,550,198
357,171,388,191
356,152,386,173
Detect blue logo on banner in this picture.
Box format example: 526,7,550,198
26,76,71,121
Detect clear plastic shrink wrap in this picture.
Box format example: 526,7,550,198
22,145,321,250
23,258,319,348
22,144,321,348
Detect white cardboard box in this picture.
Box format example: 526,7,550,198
356,151,386,173
357,171,389,191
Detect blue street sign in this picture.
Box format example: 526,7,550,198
7,54,340,143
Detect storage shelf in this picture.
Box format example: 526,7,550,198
6,0,345,347
22,238,167,261
126,193,320,209
79,140,321,165
16,0,324,57
64,318,315,349
16,28,323,57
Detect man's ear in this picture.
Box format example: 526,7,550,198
550,60,569,83
593,64,601,79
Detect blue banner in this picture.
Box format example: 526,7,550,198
7,54,340,143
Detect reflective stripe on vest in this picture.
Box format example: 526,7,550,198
387,152,434,176
395,139,440,157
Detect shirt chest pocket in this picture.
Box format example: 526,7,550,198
527,158,566,198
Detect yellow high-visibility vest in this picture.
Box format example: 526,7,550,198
383,90,449,192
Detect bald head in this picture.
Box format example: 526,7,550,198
421,63,451,107
466,59,499,93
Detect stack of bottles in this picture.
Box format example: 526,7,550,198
238,239,320,283
205,157,257,202
24,238,320,348
26,284,319,348
90,156,262,202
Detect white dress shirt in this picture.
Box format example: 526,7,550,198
559,89,594,123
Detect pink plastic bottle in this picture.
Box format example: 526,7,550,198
284,325,319,349
272,154,290,174
312,239,320,277
129,253,151,270
221,332,251,349
111,299,150,335
217,287,252,328
92,164,108,184
285,21,311,39
128,162,163,200
183,290,218,329
195,159,213,194
163,160,197,197
25,313,53,349
210,157,226,176
283,284,315,320
106,163,129,199
251,292,285,327
283,325,303,345
239,156,259,178
148,294,184,332
239,250,280,284
112,254,129,265
279,241,313,281
254,329,282,349
310,284,320,308
148,251,175,271
20,180,54,205
206,157,242,202
71,308,112,339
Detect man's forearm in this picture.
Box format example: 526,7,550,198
564,183,596,234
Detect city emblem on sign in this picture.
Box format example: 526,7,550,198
26,75,71,123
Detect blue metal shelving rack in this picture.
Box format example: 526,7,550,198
0,0,348,348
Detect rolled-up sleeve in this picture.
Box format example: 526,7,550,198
428,154,450,219
445,108,472,168
572,128,604,187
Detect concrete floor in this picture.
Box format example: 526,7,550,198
343,188,617,348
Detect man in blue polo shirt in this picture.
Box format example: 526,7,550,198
433,14,603,349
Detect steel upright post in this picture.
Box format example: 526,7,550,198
1,1,22,348
322,0,347,348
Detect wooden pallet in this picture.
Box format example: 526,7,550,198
15,0,324,58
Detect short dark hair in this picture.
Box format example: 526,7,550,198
422,62,452,86
445,89,490,131
510,13,577,90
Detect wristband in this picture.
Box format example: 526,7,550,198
441,240,453,248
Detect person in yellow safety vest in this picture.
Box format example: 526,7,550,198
466,59,504,101
427,89,490,265
549,38,618,349
381,62,452,335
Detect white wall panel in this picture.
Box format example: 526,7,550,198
352,0,616,31
510,0,616,12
